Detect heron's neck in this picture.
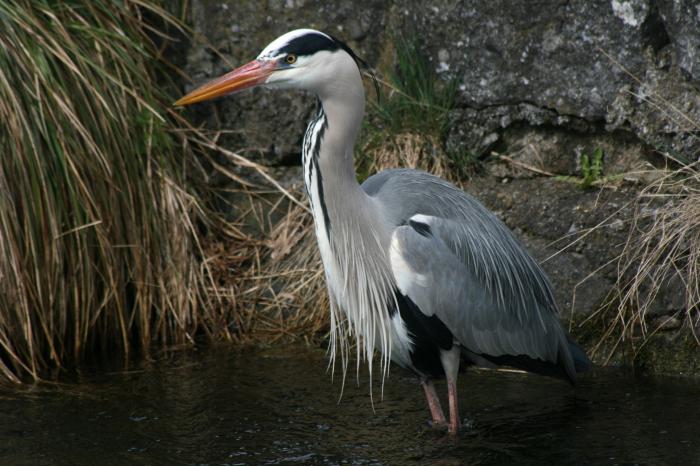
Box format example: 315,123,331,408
302,84,396,379
316,88,365,186
302,85,368,241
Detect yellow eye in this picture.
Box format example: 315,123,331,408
285,54,297,64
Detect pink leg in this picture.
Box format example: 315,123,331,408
440,346,462,435
421,379,447,427
447,379,460,434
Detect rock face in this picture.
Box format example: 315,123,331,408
179,0,698,318
411,0,648,118
182,0,699,165
657,0,700,82
411,0,700,163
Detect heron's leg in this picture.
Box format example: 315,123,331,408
440,346,461,434
420,379,446,426
447,378,460,434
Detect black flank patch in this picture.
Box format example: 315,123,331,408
391,291,453,378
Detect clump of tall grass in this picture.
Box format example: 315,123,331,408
592,163,700,357
357,35,460,180
581,63,700,362
371,35,457,135
0,0,216,382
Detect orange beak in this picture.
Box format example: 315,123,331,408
174,59,276,106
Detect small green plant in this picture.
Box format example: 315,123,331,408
447,149,481,179
554,147,606,188
580,147,604,188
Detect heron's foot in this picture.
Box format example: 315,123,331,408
421,379,447,428
427,418,448,429
447,418,461,435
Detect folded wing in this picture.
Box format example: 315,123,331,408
389,214,581,382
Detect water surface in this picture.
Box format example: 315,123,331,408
1,347,698,465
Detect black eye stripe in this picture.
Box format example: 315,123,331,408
278,33,340,57
274,31,379,100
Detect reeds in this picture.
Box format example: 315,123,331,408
370,35,458,137
0,0,216,382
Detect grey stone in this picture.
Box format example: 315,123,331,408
489,126,654,179
181,0,700,168
606,62,700,163
404,0,699,163
525,236,612,318
401,0,649,118
608,218,626,231
657,0,700,82
447,103,592,160
646,270,687,316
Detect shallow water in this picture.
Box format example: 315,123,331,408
0,347,698,465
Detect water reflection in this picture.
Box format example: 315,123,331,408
0,347,698,465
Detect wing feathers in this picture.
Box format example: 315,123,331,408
389,214,577,380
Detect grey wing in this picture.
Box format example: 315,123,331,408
364,169,581,380
389,215,575,377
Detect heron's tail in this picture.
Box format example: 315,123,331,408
557,333,592,386
568,337,591,374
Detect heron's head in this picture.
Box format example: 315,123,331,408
174,29,364,106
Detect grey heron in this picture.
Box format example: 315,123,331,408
176,29,590,434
